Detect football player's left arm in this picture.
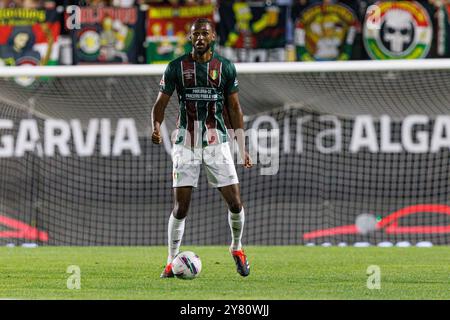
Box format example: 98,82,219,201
227,92,252,168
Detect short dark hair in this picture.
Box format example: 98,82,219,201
190,18,215,32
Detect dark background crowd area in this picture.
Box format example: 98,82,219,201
2,1,449,13
0,0,214,9
1,1,450,65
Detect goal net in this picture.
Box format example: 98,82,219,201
1,60,450,246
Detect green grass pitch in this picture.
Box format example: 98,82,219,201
0,246,449,300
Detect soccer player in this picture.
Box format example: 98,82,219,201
151,18,252,278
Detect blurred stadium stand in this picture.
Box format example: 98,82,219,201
1,0,450,65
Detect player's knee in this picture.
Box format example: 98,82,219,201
228,201,242,214
173,202,189,219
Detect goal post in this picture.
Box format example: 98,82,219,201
1,60,450,246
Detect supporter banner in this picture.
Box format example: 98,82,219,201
294,3,359,61
363,1,433,59
217,2,288,62
0,8,61,67
435,4,450,57
69,7,141,64
145,4,213,64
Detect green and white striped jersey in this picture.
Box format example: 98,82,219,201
159,52,239,148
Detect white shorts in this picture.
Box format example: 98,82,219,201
172,142,239,188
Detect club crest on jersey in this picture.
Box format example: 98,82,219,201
210,70,218,81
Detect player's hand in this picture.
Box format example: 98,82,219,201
243,151,253,168
152,130,162,144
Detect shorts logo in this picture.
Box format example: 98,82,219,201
363,1,432,59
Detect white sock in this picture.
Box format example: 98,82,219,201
167,213,186,264
228,207,245,251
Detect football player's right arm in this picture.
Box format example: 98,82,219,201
151,92,171,144
152,62,176,145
